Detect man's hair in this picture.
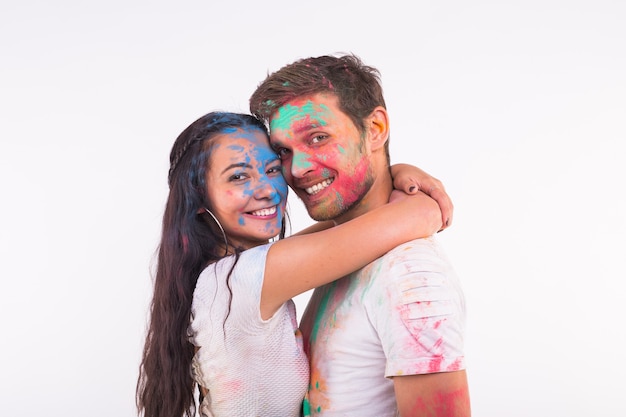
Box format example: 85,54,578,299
250,53,390,163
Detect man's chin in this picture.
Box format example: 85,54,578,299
305,202,344,222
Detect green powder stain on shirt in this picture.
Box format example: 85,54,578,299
307,281,337,344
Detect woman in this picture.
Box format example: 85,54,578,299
136,112,445,417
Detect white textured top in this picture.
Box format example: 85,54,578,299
188,244,309,417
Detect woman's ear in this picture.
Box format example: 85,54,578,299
367,106,390,151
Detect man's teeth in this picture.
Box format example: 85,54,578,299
305,179,333,195
251,206,277,217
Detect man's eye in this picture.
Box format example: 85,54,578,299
276,148,291,158
311,135,327,144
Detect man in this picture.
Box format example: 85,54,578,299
250,54,470,417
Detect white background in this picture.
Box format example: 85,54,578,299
1,1,625,416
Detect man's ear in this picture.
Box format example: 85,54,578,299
366,106,389,151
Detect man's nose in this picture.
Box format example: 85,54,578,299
290,151,314,178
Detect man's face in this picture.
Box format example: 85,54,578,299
268,93,374,222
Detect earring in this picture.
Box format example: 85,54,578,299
204,208,229,257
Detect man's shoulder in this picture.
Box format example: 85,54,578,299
383,236,446,263
359,236,455,283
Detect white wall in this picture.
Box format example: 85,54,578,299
1,1,624,416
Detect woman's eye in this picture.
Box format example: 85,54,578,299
267,165,282,175
229,173,247,182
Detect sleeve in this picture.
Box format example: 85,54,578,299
189,244,274,348
371,238,467,377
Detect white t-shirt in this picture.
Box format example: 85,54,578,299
299,236,467,416
188,244,309,417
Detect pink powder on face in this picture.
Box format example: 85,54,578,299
317,144,371,211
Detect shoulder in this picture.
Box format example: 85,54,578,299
363,236,454,287
194,243,274,299
386,236,451,268
367,236,464,316
190,243,277,338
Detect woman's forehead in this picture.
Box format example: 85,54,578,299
210,128,276,164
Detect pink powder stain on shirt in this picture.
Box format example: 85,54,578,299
222,379,243,393
428,355,445,373
448,357,465,371
394,299,459,372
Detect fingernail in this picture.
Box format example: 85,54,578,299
409,185,416,192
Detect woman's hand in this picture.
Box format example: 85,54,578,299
391,163,453,232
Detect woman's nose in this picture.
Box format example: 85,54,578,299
254,180,278,200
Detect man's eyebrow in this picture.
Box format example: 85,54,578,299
292,122,321,135
270,141,283,149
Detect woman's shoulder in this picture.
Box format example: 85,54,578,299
195,243,274,290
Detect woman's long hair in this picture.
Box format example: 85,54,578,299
136,112,280,417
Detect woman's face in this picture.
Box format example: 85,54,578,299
206,127,288,250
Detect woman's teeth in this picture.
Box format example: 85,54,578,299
250,206,277,216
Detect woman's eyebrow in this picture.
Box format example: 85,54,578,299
221,162,251,174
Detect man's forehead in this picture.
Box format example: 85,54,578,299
270,101,333,132
282,92,337,110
